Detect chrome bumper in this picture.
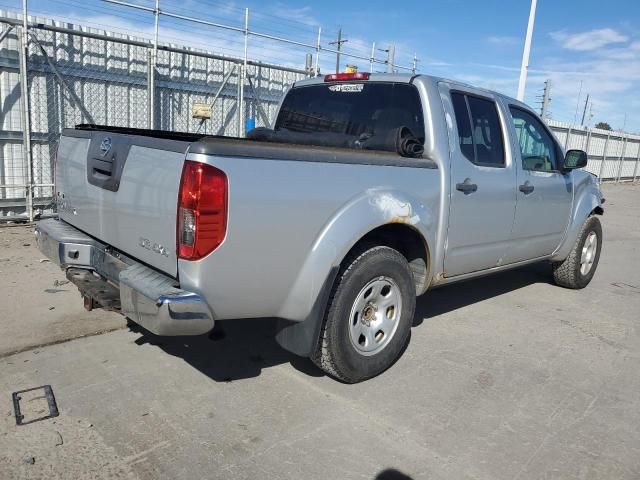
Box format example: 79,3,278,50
34,218,214,336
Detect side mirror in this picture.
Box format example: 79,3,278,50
563,149,588,171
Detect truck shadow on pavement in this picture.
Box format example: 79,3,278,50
131,262,552,383
130,317,323,383
413,261,553,326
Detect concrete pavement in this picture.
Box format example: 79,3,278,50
0,183,639,479
0,226,125,357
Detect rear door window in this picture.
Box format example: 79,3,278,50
450,92,505,167
275,83,425,143
451,92,474,162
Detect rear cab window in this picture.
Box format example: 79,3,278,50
275,82,425,144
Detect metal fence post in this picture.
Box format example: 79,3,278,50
584,129,592,152
237,7,248,137
583,128,592,171
615,136,627,183
314,27,321,76
564,126,572,151
18,4,34,222
598,132,610,183
148,0,159,129
632,141,640,184
147,49,153,128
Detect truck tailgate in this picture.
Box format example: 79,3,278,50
55,129,192,277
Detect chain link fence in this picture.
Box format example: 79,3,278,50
1,9,639,222
0,19,26,212
0,10,307,221
26,24,152,207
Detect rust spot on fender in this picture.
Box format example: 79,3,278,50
388,215,411,224
431,271,446,284
375,194,420,225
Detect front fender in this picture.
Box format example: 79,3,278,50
552,172,603,261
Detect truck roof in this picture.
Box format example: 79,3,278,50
293,72,528,112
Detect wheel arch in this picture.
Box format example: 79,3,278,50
274,190,435,357
552,174,604,262
339,223,431,295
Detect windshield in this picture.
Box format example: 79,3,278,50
275,82,425,143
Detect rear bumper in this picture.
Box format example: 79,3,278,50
34,218,214,336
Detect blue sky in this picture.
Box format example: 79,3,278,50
6,0,640,131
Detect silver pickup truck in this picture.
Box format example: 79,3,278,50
35,72,604,383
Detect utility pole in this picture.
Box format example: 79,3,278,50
387,44,395,73
580,93,590,126
517,0,538,101
305,53,313,77
377,45,395,73
369,42,375,72
329,27,348,73
540,79,551,119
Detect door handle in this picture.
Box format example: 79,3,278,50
456,178,478,195
519,181,534,195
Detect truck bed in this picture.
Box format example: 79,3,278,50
56,125,438,300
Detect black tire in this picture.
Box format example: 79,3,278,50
312,245,416,383
552,216,602,289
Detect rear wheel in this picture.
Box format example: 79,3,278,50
552,216,602,289
312,245,416,383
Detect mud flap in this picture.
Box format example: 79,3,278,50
274,266,339,357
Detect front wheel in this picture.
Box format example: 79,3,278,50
552,216,603,289
312,245,416,383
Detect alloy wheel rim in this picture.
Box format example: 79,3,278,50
348,276,402,356
580,231,598,276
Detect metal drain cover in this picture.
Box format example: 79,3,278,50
12,385,59,426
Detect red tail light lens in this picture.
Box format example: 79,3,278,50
177,161,228,260
324,72,370,82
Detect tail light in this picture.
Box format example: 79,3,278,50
177,160,228,260
324,72,370,82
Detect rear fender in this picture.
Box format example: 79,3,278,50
274,189,434,355
279,188,434,321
